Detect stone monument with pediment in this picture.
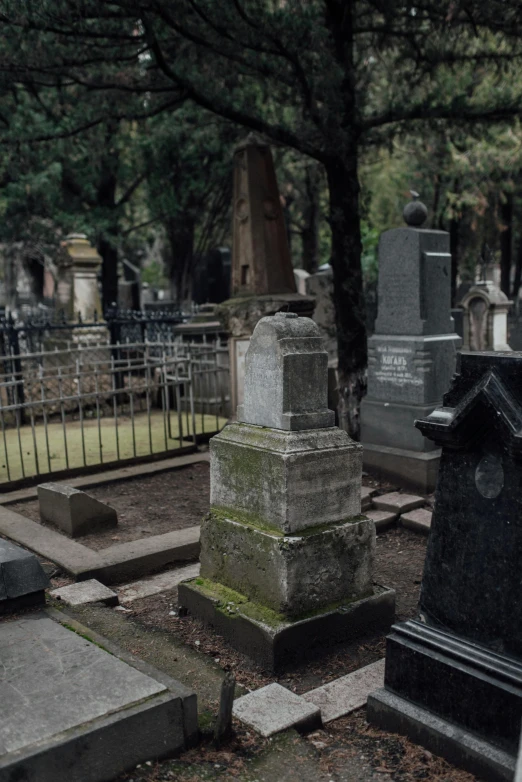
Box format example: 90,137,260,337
179,312,395,671
217,135,315,414
360,194,462,493
368,351,522,781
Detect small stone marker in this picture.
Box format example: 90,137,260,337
365,509,397,532
0,538,49,613
232,683,321,737
373,492,424,514
38,483,118,538
303,659,385,723
50,579,119,607
400,507,432,534
368,351,522,781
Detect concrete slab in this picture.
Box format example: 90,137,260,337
233,683,321,737
365,509,397,532
0,612,196,782
361,486,375,512
302,659,385,723
50,579,119,607
373,491,425,514
0,505,200,584
118,563,201,604
400,507,432,534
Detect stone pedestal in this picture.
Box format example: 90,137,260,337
460,281,512,351
367,352,522,781
361,197,461,492
179,313,395,671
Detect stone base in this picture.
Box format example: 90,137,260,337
362,443,440,494
367,619,522,781
367,690,514,782
178,578,395,672
361,398,439,453
0,590,46,615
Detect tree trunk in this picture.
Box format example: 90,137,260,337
512,231,522,302
500,191,513,297
98,238,119,312
449,217,460,306
325,154,367,440
301,163,321,273
166,218,195,307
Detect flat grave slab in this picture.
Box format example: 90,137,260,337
400,507,432,534
302,659,385,723
365,509,397,532
232,683,321,737
373,492,424,514
50,579,119,607
0,612,195,782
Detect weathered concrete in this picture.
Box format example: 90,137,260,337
373,492,425,514
0,612,197,782
38,483,118,537
200,512,375,618
361,486,376,512
50,579,119,607
178,580,395,672
365,509,397,532
117,563,201,604
400,507,432,534
233,683,321,737
210,423,362,534
0,538,49,614
303,658,385,723
237,313,334,430
362,442,441,495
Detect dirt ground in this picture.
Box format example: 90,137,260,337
8,462,210,550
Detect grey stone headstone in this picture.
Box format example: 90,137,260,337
0,538,49,609
38,483,118,538
237,312,334,430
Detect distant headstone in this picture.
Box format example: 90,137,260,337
293,268,310,295
460,281,512,351
0,538,49,614
38,483,118,538
361,194,461,492
179,314,394,670
305,265,337,364
368,351,522,781
56,234,103,321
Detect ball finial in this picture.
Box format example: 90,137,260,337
403,190,428,227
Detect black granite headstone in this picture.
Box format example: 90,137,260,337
368,351,522,782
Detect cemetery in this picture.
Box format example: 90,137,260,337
2,5,522,782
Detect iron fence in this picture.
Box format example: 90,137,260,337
0,337,230,488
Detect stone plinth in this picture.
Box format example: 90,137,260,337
361,196,461,492
368,351,522,781
56,233,104,322
179,314,395,670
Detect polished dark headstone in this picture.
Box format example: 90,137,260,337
0,538,49,613
368,351,522,782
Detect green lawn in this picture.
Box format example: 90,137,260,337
0,410,226,484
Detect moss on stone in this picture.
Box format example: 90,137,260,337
209,506,283,536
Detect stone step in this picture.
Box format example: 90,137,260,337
400,507,432,534
365,509,397,532
50,579,119,607
117,563,201,604
302,659,385,723
232,682,321,738
373,491,425,514
361,485,376,512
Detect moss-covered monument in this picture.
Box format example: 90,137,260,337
179,312,395,670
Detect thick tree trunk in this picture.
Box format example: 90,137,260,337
98,238,119,312
512,232,522,302
166,218,195,307
325,155,367,440
449,217,460,306
301,163,321,273
500,191,513,297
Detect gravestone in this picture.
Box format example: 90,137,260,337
360,194,461,492
0,538,49,614
179,313,395,671
460,281,512,351
368,351,522,781
56,233,103,321
38,483,118,538
217,134,314,414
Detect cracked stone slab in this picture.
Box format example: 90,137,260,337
302,659,385,723
361,486,376,512
400,507,432,534
117,563,200,604
365,509,397,532
373,492,424,514
50,579,119,607
233,683,321,737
